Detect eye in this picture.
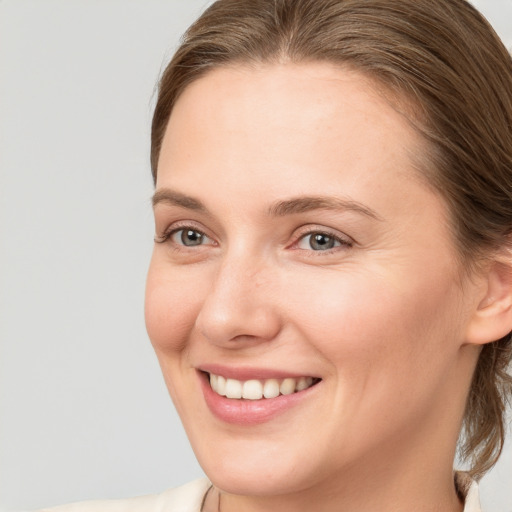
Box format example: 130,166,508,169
171,228,211,247
296,231,349,251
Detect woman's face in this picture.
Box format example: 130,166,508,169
146,63,481,496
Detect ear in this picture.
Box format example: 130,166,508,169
465,258,512,345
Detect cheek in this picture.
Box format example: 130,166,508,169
288,267,465,448
145,259,201,354
289,265,462,378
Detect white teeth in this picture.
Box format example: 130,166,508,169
225,378,242,399
216,375,226,396
297,377,313,391
296,376,309,391
242,380,263,400
263,379,280,399
208,373,317,400
280,378,296,395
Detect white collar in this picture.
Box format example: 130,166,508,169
456,472,482,512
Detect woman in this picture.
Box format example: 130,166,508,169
42,0,512,510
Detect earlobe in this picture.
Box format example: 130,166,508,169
465,260,512,346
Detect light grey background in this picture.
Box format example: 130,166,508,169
0,1,511,511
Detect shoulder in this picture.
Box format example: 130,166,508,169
36,478,211,512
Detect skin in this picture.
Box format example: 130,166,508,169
145,63,494,512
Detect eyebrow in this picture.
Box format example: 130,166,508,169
152,188,382,221
268,196,382,220
152,189,208,212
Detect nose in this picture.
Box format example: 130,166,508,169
194,255,282,347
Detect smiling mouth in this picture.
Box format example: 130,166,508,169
207,373,321,400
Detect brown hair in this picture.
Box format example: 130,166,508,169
151,0,512,478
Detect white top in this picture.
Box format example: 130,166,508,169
37,479,211,512
37,473,482,512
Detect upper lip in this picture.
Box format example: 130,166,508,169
198,364,320,381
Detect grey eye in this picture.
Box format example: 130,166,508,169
309,233,337,250
174,229,205,246
297,232,342,251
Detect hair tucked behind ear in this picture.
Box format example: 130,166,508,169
151,0,512,478
461,335,512,476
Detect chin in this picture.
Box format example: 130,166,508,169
204,459,315,497
188,430,332,497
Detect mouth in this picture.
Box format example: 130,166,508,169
207,372,321,400
198,366,323,425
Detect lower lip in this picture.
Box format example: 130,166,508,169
199,372,320,426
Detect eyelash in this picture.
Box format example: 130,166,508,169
154,223,212,246
154,224,353,254
291,227,353,255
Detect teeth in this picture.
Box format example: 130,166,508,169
263,379,280,399
208,373,317,400
225,378,242,399
296,376,310,391
216,375,227,396
280,378,296,395
242,380,263,400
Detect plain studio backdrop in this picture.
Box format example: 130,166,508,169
0,1,511,510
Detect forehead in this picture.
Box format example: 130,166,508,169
157,62,430,213
161,63,423,170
